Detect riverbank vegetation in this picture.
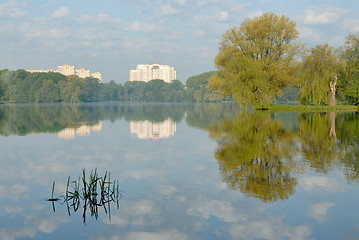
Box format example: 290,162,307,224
208,12,359,108
0,13,358,106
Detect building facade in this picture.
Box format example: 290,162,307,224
57,64,75,76
129,63,176,83
91,72,102,82
76,68,91,79
27,65,102,82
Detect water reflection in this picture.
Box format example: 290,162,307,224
57,122,102,139
0,103,359,239
208,111,359,202
0,103,185,137
208,111,299,202
48,169,121,224
130,118,176,140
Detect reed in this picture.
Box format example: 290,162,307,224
48,168,122,224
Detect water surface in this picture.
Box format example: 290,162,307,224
0,103,358,240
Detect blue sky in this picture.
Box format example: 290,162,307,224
0,0,358,83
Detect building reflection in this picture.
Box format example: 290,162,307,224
130,118,176,140
57,121,102,139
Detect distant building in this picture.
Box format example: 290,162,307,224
57,64,75,76
26,65,102,81
91,72,102,82
130,63,176,83
76,68,91,79
26,69,55,73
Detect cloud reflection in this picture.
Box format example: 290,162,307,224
308,202,336,223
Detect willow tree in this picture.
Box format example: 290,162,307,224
339,32,359,105
299,44,343,106
208,13,301,108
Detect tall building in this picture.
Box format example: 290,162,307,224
76,68,91,78
129,63,176,83
57,64,75,76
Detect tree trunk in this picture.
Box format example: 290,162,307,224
329,75,337,107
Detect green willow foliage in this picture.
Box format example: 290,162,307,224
299,44,343,105
209,12,359,107
185,71,230,102
208,13,301,108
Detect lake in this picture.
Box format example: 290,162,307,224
0,103,358,240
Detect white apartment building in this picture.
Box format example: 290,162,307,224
27,65,102,81
91,72,102,82
130,63,176,83
76,68,91,79
57,64,75,76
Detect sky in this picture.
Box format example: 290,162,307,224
0,0,359,83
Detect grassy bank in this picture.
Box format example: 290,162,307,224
264,105,359,112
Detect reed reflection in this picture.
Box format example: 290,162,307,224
208,111,359,202
48,169,122,224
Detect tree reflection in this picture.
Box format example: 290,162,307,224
299,112,340,173
208,111,299,203
209,111,359,202
0,103,186,136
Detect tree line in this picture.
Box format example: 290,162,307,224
0,69,223,103
208,12,359,108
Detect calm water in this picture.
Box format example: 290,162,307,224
0,103,358,240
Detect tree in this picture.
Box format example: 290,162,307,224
208,13,301,108
338,32,359,105
185,71,223,102
84,77,102,102
299,44,343,106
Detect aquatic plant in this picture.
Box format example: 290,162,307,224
48,169,122,224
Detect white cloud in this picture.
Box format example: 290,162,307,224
233,3,250,11
216,10,229,22
128,20,163,33
245,10,264,19
302,6,349,24
298,26,325,42
51,7,70,19
175,0,186,6
343,19,359,32
308,202,336,223
0,1,27,18
195,29,206,37
160,4,179,15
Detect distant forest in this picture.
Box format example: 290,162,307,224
0,69,301,104
0,69,227,103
